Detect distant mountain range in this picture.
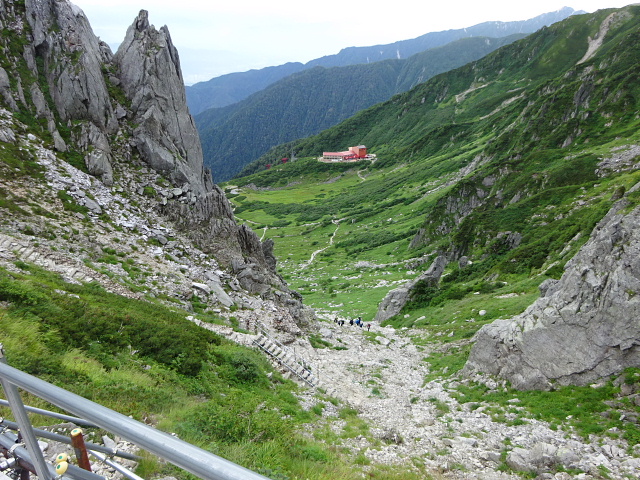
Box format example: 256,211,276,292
190,7,581,182
186,7,580,115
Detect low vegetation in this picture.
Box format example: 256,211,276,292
0,263,443,479
454,372,640,448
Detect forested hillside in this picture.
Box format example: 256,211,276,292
198,35,524,182
246,7,638,174
186,62,306,115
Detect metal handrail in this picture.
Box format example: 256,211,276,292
0,361,271,480
0,399,98,427
88,450,144,480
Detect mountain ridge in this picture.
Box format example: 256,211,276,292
198,34,526,182
185,7,580,116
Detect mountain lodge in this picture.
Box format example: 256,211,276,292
321,145,368,162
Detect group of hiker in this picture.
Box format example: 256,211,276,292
334,316,371,331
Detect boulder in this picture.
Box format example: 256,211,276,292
374,255,447,323
319,327,333,339
82,198,102,214
506,447,533,472
464,191,640,389
209,283,234,307
191,282,211,296
85,149,114,186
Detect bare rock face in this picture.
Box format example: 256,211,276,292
25,0,117,132
21,0,118,182
463,189,640,390
0,67,17,110
161,186,264,269
0,1,312,326
113,10,210,197
374,255,447,323
108,10,310,323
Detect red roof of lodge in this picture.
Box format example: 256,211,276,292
323,151,352,156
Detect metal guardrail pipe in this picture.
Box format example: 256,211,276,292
0,362,271,480
0,456,17,471
0,353,52,480
88,450,144,480
0,399,98,428
0,419,140,461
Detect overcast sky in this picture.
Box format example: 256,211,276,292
71,0,634,85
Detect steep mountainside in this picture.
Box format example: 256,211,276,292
185,62,306,115
2,3,640,478
199,35,524,182
228,5,640,389
0,1,311,324
185,7,578,115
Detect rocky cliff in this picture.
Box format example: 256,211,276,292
463,186,640,390
113,10,210,196
0,0,312,327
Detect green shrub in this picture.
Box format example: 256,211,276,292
0,266,219,376
0,274,48,305
210,344,267,385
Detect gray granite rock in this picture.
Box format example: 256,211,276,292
25,0,117,132
464,191,640,389
374,255,447,323
113,10,210,197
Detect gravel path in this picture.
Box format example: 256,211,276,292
289,316,639,479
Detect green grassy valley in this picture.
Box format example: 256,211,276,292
218,7,640,458
231,5,640,333
225,137,640,333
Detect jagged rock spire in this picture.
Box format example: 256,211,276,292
114,10,212,196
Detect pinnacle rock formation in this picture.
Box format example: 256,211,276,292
0,0,312,326
114,10,211,196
